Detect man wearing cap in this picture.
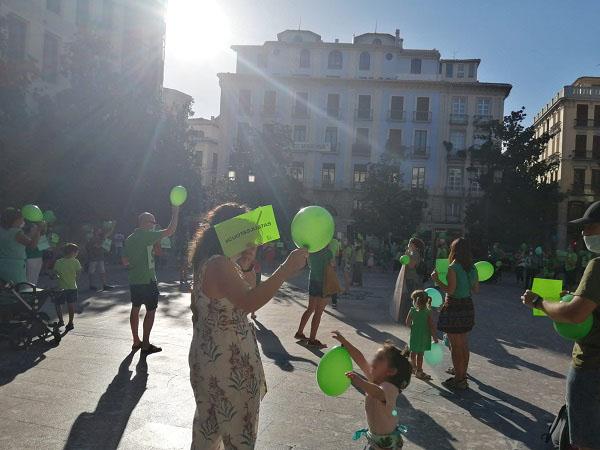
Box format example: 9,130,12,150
123,206,180,355
522,201,600,450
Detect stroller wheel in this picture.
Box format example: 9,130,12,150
11,326,31,350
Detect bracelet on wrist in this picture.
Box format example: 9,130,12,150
533,295,543,309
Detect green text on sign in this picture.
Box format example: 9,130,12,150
215,205,280,257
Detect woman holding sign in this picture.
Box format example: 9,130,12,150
391,238,425,323
432,238,479,391
188,203,307,449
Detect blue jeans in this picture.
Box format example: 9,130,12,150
566,365,600,448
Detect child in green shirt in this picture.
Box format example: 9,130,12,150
53,243,82,331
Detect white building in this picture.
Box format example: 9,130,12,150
188,116,223,186
218,29,511,238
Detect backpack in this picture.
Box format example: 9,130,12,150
542,405,570,449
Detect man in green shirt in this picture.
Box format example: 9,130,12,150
123,205,180,355
522,201,600,450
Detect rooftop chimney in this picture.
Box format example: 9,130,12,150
395,29,400,45
334,38,339,43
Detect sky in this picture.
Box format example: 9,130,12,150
163,0,600,124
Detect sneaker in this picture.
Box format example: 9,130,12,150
65,323,74,331
57,320,65,327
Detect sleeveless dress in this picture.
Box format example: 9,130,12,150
409,307,432,353
0,227,27,284
188,258,267,449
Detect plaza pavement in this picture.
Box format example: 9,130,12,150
0,266,571,449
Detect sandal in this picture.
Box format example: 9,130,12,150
446,367,455,375
294,332,308,341
442,377,468,390
141,343,162,355
307,339,327,349
415,370,432,381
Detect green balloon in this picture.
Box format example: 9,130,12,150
399,254,410,265
22,204,44,223
50,233,60,244
291,206,334,253
170,185,188,206
43,210,56,223
553,294,594,341
316,346,353,396
424,342,444,366
475,261,494,282
425,287,443,308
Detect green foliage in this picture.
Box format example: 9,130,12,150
465,108,562,247
352,158,426,241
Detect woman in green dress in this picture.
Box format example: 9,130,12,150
0,208,41,284
406,290,438,380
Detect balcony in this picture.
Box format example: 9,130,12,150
549,121,562,134
574,118,600,128
445,214,461,224
449,113,469,125
473,114,493,126
290,142,332,153
385,141,406,156
535,85,600,123
445,186,465,197
261,106,277,117
447,149,468,161
388,109,405,122
408,146,430,159
413,110,432,123
327,108,340,118
352,142,372,156
355,108,373,121
292,108,309,119
572,149,589,160
571,183,588,195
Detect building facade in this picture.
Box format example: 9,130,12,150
218,29,511,238
188,116,223,187
534,76,600,248
0,0,166,95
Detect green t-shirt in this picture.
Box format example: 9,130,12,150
354,247,364,263
572,257,600,369
449,262,477,299
328,238,341,257
54,257,82,290
308,248,333,282
124,229,163,285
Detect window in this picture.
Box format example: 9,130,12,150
353,199,364,211
449,130,466,151
373,38,382,45
293,125,307,142
468,167,483,193
457,63,465,78
263,90,276,114
322,163,335,187
390,96,404,120
446,202,461,221
414,130,428,154
410,58,422,74
239,89,251,113
357,95,371,119
451,97,467,114
47,0,61,14
477,98,491,116
76,0,90,25
473,133,487,149
237,122,250,147
447,168,463,191
299,49,310,68
353,164,368,188
595,106,600,127
415,97,430,121
359,52,370,70
102,0,114,26
593,136,600,159
356,127,369,144
42,33,59,82
575,135,587,157
327,93,340,117
388,129,402,152
328,50,343,69
212,153,218,171
573,169,586,192
228,170,236,181
257,53,268,68
411,167,425,190
386,53,393,61
293,92,308,117
445,63,453,78
7,15,27,61
592,170,600,192
290,162,304,182
324,127,338,151
468,63,475,78
576,104,589,127
195,151,204,168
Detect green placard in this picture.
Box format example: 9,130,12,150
531,278,563,317
215,205,280,257
436,258,449,284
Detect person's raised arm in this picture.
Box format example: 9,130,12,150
346,372,386,402
15,224,41,248
161,205,180,238
205,248,308,313
331,331,372,379
523,291,597,324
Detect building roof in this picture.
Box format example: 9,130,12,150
440,59,481,64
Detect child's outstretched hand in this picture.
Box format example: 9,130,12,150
331,330,347,345
345,371,362,386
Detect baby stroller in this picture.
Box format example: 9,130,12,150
0,280,62,349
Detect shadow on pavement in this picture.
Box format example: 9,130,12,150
63,351,148,450
0,346,49,387
253,319,317,371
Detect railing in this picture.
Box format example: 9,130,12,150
385,141,406,156
473,114,493,126
447,149,468,161
290,142,332,152
327,108,340,118
574,119,600,128
449,113,468,125
413,110,432,122
445,186,465,197
292,108,309,118
535,85,600,123
355,108,373,120
388,109,405,122
261,107,277,117
408,146,430,159
352,143,372,156
572,149,589,160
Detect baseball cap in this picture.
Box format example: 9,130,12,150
569,201,600,225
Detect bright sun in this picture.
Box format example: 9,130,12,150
166,0,231,61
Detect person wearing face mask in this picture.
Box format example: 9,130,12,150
522,201,600,450
0,207,41,285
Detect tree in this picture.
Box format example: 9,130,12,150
352,156,426,242
465,108,562,248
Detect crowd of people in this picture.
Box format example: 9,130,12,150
1,199,599,450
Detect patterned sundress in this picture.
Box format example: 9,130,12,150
188,258,267,449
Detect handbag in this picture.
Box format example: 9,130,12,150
323,264,342,297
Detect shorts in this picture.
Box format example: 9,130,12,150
566,365,600,448
53,289,78,305
437,297,474,334
308,279,324,297
130,281,159,311
88,260,105,274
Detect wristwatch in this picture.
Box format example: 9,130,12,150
532,295,544,309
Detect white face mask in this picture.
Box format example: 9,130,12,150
584,234,600,253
